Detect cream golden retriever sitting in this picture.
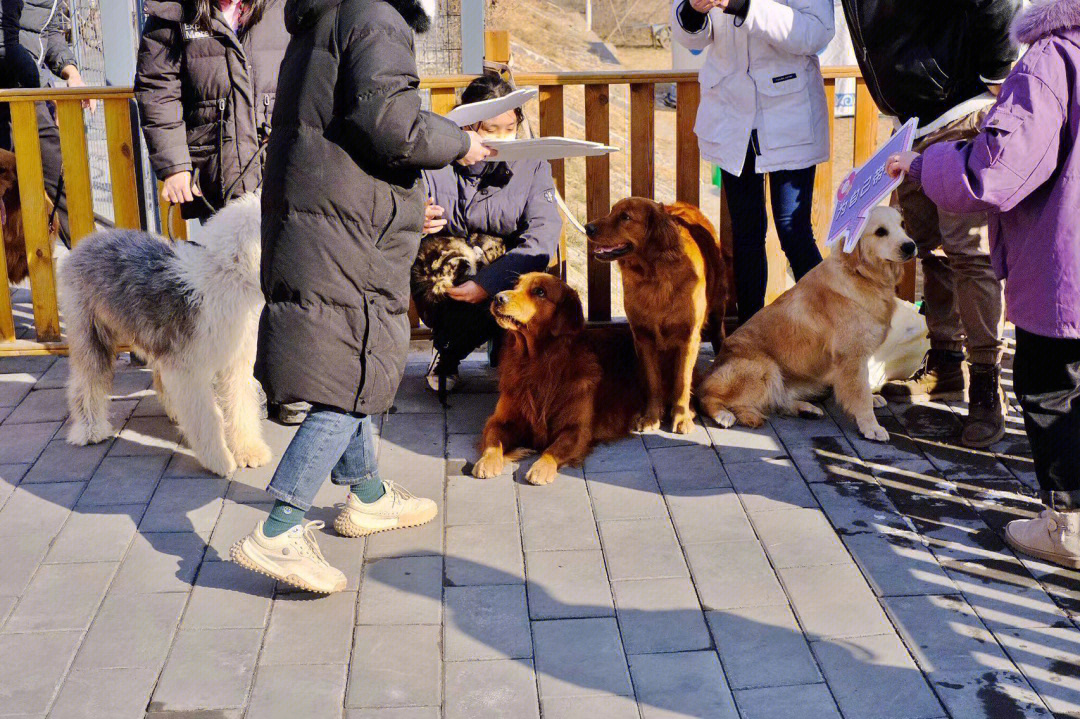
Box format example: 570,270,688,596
697,205,917,442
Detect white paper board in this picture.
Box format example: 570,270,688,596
483,137,619,162
444,88,538,127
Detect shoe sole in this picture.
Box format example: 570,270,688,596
881,390,965,404
229,539,344,594
1005,531,1080,569
960,428,1006,449
333,507,439,538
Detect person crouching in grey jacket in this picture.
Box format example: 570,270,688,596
232,0,492,595
419,74,561,395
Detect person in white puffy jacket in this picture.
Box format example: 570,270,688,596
672,0,833,323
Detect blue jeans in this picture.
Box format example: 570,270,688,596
266,404,381,511
721,139,822,324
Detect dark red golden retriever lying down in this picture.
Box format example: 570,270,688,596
472,272,646,485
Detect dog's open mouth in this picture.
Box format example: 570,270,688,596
491,308,527,331
590,243,633,261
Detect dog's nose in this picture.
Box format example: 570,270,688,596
494,292,510,307
901,240,917,257
584,223,597,237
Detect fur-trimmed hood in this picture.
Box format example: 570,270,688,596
285,0,435,33
1012,0,1080,45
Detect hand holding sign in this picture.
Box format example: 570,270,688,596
827,117,918,253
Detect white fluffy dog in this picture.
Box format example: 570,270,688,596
59,192,271,476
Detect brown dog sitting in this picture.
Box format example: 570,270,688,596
1,148,59,285
586,198,729,434
697,206,917,441
472,272,646,485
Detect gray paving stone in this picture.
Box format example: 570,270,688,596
938,554,1070,632
0,479,82,537
204,500,272,560
109,415,180,457
78,455,168,507
379,412,445,476
247,663,348,719
22,439,110,483
0,532,54,595
707,603,822,690
346,710,440,719
726,458,818,514
685,541,786,611
665,488,755,545
0,593,15,625
779,564,893,639
836,412,926,463
365,510,444,559
130,393,168,417
583,434,649,473
5,387,69,423
261,591,358,665
882,594,1013,673
347,624,441,708
735,683,842,719
597,517,688,581
444,659,540,719
45,504,142,563
540,695,641,719
164,449,229,479
28,356,69,388
843,530,957,597
998,626,1080,717
4,561,115,632
770,412,845,444
810,477,908,535
181,559,274,629
0,462,28,506
709,422,787,464
74,591,187,669
525,549,614,620
0,354,55,377
0,372,33,407
445,523,524,585
446,392,498,434
629,650,740,719
49,667,159,719
930,669,1053,719
0,420,61,464
811,633,945,719
445,474,517,526
532,617,633,699
587,469,666,520
641,418,713,448
0,630,82,715
611,577,711,654
445,584,532,660
357,555,442,625
109,531,207,594
59,399,138,438
518,474,600,552
648,443,728,492
752,507,853,568
787,436,870,486
140,476,228,534
151,627,262,712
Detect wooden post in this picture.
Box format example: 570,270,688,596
103,98,141,230
629,82,655,199
585,84,611,321
854,78,878,165
10,100,60,341
430,86,457,115
812,81,837,251
0,217,15,342
485,30,511,66
675,81,700,205
539,84,567,277
55,100,95,245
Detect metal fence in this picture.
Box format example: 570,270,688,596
417,0,463,75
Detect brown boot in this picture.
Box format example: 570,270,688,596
961,362,1005,448
881,349,966,402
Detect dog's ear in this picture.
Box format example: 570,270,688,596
646,202,680,256
550,285,585,337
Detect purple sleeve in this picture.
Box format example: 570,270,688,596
921,70,1065,215
907,155,923,184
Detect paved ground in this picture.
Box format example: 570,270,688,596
1,340,1079,719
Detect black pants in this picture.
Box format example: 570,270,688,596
721,139,822,325
429,299,500,372
1013,327,1080,510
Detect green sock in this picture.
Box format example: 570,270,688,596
263,500,305,538
351,478,386,504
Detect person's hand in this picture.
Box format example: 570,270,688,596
689,0,729,12
886,151,919,178
60,65,95,113
458,131,496,166
423,199,447,235
446,280,489,303
987,83,1002,97
161,171,200,204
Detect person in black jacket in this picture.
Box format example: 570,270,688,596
232,0,491,594
838,0,1021,449
419,74,561,395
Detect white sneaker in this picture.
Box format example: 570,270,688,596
230,520,347,594
334,481,439,537
1005,509,1080,569
425,365,460,394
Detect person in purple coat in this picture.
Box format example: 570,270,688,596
888,0,1080,569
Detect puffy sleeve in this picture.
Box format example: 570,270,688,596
134,16,190,180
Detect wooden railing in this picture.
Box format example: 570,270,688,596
1,68,890,356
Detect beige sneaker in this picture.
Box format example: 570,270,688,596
1005,509,1080,569
334,481,438,537
230,520,347,594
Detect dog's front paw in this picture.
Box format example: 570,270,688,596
634,413,663,433
525,455,558,486
233,440,273,469
67,421,115,446
872,394,888,409
794,401,825,419
202,449,238,478
858,420,890,442
473,448,505,479
671,406,696,435
711,409,737,428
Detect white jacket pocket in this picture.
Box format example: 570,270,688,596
753,66,815,150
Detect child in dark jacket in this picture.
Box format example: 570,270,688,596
419,75,561,394
889,0,1080,568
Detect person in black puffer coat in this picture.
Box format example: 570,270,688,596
231,0,491,594
418,74,561,397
